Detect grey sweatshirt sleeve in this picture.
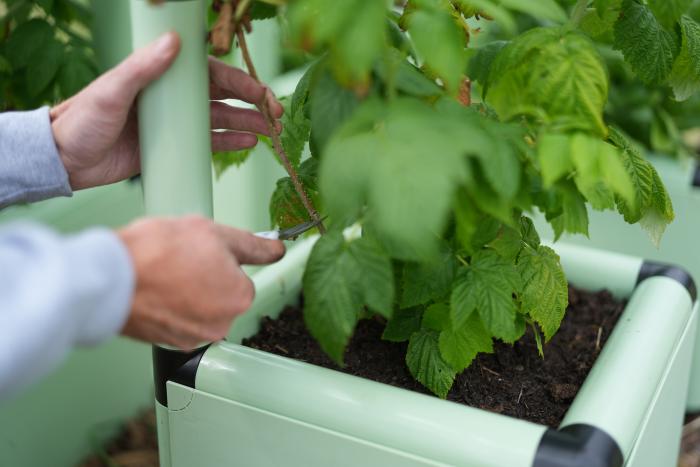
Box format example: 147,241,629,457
0,107,72,208
0,223,135,399
0,108,135,399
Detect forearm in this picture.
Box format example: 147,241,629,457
0,107,72,209
0,222,134,399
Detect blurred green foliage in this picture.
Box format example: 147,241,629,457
0,0,97,111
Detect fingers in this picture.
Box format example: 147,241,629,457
210,101,281,135
209,57,284,118
107,32,181,103
211,131,259,152
214,224,286,265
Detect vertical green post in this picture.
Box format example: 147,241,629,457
130,2,212,465
130,0,213,218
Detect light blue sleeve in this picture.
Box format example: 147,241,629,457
0,223,135,399
0,108,135,399
0,106,72,208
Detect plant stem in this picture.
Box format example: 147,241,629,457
235,28,326,234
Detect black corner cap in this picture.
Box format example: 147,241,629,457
533,424,623,467
693,164,700,188
153,345,210,406
637,260,697,302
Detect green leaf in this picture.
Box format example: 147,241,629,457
550,185,590,239
487,27,609,136
520,217,541,249
406,329,456,398
538,133,574,188
669,16,700,101
488,224,522,261
497,0,568,23
406,8,467,93
279,96,311,168
467,41,508,94
450,250,523,342
57,50,95,97
303,232,394,363
422,303,451,332
310,70,360,152
375,49,443,98
269,177,309,229
5,19,54,69
347,235,394,318
303,232,362,363
613,0,680,85
400,248,458,308
36,0,55,13
382,307,423,342
570,133,635,210
594,0,622,17
26,39,63,97
439,312,493,372
288,0,386,85
648,0,692,28
608,127,674,245
212,149,252,178
250,1,277,20
517,245,568,341
321,99,467,259
303,231,394,364
269,158,319,229
580,7,619,39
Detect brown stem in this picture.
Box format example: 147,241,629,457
235,28,326,234
210,1,234,56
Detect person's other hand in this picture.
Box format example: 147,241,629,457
117,216,285,349
50,32,284,190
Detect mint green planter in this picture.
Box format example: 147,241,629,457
153,239,696,467
534,155,700,412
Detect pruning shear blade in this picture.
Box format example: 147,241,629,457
255,218,325,241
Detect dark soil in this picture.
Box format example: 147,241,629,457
78,410,159,467
243,286,626,428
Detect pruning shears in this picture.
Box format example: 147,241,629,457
255,218,325,241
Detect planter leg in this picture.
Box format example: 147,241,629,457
130,1,213,466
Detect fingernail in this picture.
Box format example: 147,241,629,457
153,32,177,56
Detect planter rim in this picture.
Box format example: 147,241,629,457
156,239,695,467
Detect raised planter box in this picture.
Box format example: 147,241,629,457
534,155,700,411
153,238,697,467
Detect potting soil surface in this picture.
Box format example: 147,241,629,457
243,286,626,428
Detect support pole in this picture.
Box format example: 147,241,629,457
130,1,212,466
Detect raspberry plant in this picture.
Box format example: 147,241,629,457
211,0,700,398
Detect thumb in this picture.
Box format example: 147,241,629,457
108,32,181,102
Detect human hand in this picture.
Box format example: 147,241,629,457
117,215,285,350
50,32,284,190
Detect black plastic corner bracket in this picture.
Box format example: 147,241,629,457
153,345,210,407
692,164,700,188
533,424,623,467
637,260,697,302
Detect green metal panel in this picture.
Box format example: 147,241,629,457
0,339,152,467
167,384,452,467
0,181,144,233
91,0,132,72
131,0,213,218
194,343,544,467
